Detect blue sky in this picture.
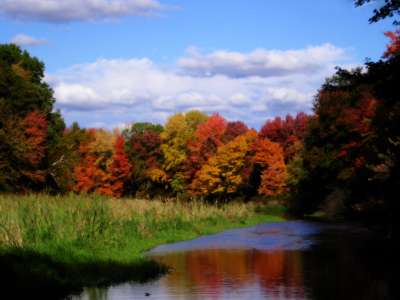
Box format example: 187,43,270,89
0,0,395,128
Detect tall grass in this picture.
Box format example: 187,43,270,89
0,194,283,298
0,194,281,253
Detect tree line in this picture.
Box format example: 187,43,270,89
0,50,302,200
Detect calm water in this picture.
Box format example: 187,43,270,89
72,221,390,300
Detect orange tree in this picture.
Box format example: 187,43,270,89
253,138,287,197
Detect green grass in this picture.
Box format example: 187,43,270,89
0,194,284,299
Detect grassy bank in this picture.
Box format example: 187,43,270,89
0,194,284,299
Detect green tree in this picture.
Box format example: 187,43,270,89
0,44,55,115
0,44,66,192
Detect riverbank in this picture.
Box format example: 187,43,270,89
0,194,284,299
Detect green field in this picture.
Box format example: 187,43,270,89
0,194,284,299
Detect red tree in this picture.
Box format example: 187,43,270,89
187,113,227,179
99,135,132,197
335,96,378,170
74,154,106,194
223,121,249,143
20,111,48,183
23,111,48,166
259,112,311,161
73,129,104,194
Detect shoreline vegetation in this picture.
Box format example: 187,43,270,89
0,194,285,299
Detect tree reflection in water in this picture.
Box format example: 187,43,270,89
153,249,306,299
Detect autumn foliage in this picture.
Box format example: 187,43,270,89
124,123,163,195
259,112,311,161
99,135,131,197
253,139,287,196
73,129,105,194
73,131,131,197
0,36,397,235
73,154,105,194
187,114,227,181
22,111,48,166
190,130,258,197
384,31,400,58
55,110,289,200
19,111,49,184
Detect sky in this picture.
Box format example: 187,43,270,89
0,0,395,129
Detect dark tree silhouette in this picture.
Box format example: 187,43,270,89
355,0,400,24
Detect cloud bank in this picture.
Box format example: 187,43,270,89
10,33,47,46
178,44,346,78
0,0,164,22
46,44,354,128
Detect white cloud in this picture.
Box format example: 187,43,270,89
46,44,356,129
178,44,347,78
0,0,164,22
10,33,47,46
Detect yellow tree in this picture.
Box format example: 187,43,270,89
86,128,116,156
158,110,208,193
190,130,257,197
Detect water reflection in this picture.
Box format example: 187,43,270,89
153,249,307,299
73,221,390,300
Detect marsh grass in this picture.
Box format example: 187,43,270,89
0,194,283,299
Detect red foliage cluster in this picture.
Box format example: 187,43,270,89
223,121,248,143
187,114,227,176
22,111,48,166
259,112,311,161
74,155,105,194
74,131,131,197
253,138,287,196
384,31,400,58
337,97,378,135
336,96,378,160
99,136,131,197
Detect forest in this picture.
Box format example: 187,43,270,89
1,29,398,233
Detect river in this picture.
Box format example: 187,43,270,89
72,220,390,299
